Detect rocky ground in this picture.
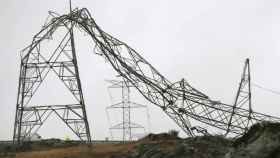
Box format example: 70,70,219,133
0,121,280,158
120,122,280,158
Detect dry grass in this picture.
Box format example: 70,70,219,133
0,133,180,158
12,140,178,158
15,142,138,158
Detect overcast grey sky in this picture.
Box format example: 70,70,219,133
1,0,280,140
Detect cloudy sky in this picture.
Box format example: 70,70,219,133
1,0,280,140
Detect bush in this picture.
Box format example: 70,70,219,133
168,130,179,137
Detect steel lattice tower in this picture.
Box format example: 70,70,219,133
13,3,91,144
13,5,280,142
226,58,252,136
106,80,148,141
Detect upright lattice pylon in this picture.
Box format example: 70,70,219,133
106,80,148,141
13,10,91,143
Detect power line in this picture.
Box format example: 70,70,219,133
252,83,280,96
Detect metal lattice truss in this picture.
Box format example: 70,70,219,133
226,58,252,136
13,10,91,143
14,8,280,142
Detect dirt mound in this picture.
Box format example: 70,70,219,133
121,135,232,158
230,121,280,158
114,122,280,158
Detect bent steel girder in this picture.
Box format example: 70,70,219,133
18,8,280,137
13,9,91,144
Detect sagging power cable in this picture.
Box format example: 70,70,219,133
252,83,280,96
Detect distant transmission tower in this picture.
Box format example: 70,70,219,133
106,80,150,141
13,2,91,144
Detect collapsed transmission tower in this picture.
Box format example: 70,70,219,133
13,6,91,144
226,58,252,136
106,80,148,141
14,6,280,142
